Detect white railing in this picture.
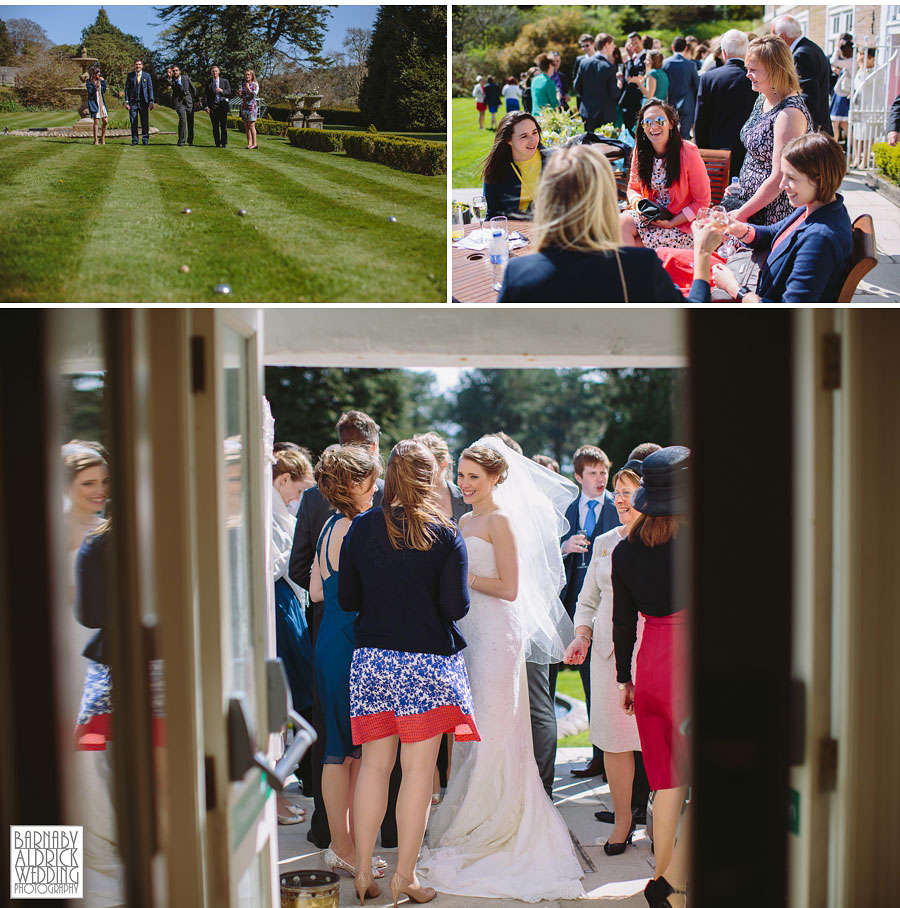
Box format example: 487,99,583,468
846,38,900,170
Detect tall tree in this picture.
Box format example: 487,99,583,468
358,5,446,131
156,5,331,83
342,26,371,100
79,8,153,94
5,18,51,57
0,20,16,65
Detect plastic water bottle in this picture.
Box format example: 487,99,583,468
724,176,741,198
490,229,508,291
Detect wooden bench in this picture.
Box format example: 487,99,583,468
837,214,878,302
699,148,732,205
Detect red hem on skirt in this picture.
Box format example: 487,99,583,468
74,714,166,750
352,705,480,744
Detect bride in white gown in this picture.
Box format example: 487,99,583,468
418,437,585,901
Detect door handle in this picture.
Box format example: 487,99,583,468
252,709,315,790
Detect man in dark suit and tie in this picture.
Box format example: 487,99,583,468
124,58,155,146
619,32,648,132
169,64,198,146
554,445,620,778
574,33,619,133
771,15,833,135
694,29,757,177
288,410,400,850
204,64,232,148
663,37,700,137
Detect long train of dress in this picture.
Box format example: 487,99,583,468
417,536,584,901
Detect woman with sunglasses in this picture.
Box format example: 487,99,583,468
620,100,711,250
482,111,551,220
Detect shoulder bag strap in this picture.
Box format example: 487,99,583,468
614,249,629,303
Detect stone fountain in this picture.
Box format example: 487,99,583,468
285,91,324,129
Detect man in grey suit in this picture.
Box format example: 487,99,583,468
574,33,619,133
169,64,198,146
663,37,700,137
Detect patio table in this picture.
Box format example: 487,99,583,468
452,222,537,303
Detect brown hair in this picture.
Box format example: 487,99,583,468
532,454,560,473
314,446,380,518
629,514,680,547
648,51,664,70
535,52,553,73
244,68,256,82
635,99,683,189
63,441,107,484
486,431,522,455
595,33,614,51
382,440,454,550
782,132,846,203
614,466,641,488
335,410,380,446
628,442,662,460
273,448,313,483
459,444,509,484
746,35,800,98
573,445,611,475
483,111,543,185
413,431,452,479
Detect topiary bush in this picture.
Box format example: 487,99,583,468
873,143,900,185
340,132,446,176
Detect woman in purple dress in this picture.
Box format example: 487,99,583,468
239,68,259,149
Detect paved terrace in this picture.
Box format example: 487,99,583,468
278,746,654,908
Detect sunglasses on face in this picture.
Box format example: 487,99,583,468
641,115,669,129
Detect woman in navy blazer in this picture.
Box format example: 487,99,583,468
483,111,553,219
714,132,853,302
86,65,108,145
497,144,726,303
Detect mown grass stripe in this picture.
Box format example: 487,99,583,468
174,144,444,301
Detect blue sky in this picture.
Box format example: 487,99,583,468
0,4,378,57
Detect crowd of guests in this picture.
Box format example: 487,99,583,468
83,56,261,149
474,15,873,302
268,409,693,906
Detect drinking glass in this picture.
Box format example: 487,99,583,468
489,215,508,238
695,207,711,227
451,202,465,241
710,205,736,259
471,195,487,244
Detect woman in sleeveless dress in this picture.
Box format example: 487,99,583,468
722,35,812,226
308,446,387,882
418,439,585,902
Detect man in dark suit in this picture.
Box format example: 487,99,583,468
574,33,619,133
554,445,620,778
694,29,757,177
287,410,400,850
619,32,648,132
888,93,900,146
169,64,198,146
124,58,155,146
771,15,833,135
663,37,700,137
204,64,232,148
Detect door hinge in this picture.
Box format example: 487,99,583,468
822,333,841,391
191,335,205,393
819,737,838,792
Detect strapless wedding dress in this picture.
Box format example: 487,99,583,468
417,536,584,901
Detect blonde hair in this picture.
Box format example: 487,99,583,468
273,448,313,483
314,446,380,518
413,431,452,480
747,35,800,98
382,440,453,550
459,444,508,485
534,146,621,254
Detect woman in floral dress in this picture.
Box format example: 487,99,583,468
239,68,259,149
722,36,812,226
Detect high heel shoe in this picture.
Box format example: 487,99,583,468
323,847,385,877
389,871,436,907
645,876,686,908
354,870,380,906
603,817,636,856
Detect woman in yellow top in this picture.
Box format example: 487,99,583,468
483,111,551,219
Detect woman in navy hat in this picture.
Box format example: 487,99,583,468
611,446,690,907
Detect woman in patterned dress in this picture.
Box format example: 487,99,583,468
239,68,259,149
86,65,108,145
308,446,385,880
620,100,711,250
340,440,477,907
722,35,812,226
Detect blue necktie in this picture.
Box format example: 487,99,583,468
584,499,598,539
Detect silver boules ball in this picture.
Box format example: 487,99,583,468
387,216,398,222
238,208,247,216
182,207,192,214
214,283,232,295
180,264,190,273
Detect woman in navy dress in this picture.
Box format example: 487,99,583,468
308,446,386,881
341,440,478,907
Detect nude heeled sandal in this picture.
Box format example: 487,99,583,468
389,871,436,907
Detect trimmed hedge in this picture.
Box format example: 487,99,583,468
286,127,445,176
873,143,900,184
226,115,285,136
256,105,368,127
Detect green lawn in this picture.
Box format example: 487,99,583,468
0,106,446,302
452,96,498,192
556,666,590,747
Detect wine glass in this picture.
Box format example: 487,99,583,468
471,195,487,245
710,205,736,259
695,207,711,228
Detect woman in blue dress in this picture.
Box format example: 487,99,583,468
309,445,386,881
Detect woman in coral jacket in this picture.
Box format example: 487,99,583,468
620,100,711,250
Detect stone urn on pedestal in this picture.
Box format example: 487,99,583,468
285,91,324,129
62,47,99,134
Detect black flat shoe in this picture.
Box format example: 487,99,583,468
597,806,648,825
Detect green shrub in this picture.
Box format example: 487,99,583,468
873,143,900,185
318,107,367,128
226,115,285,136
0,92,23,112
286,128,346,152
341,132,446,176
